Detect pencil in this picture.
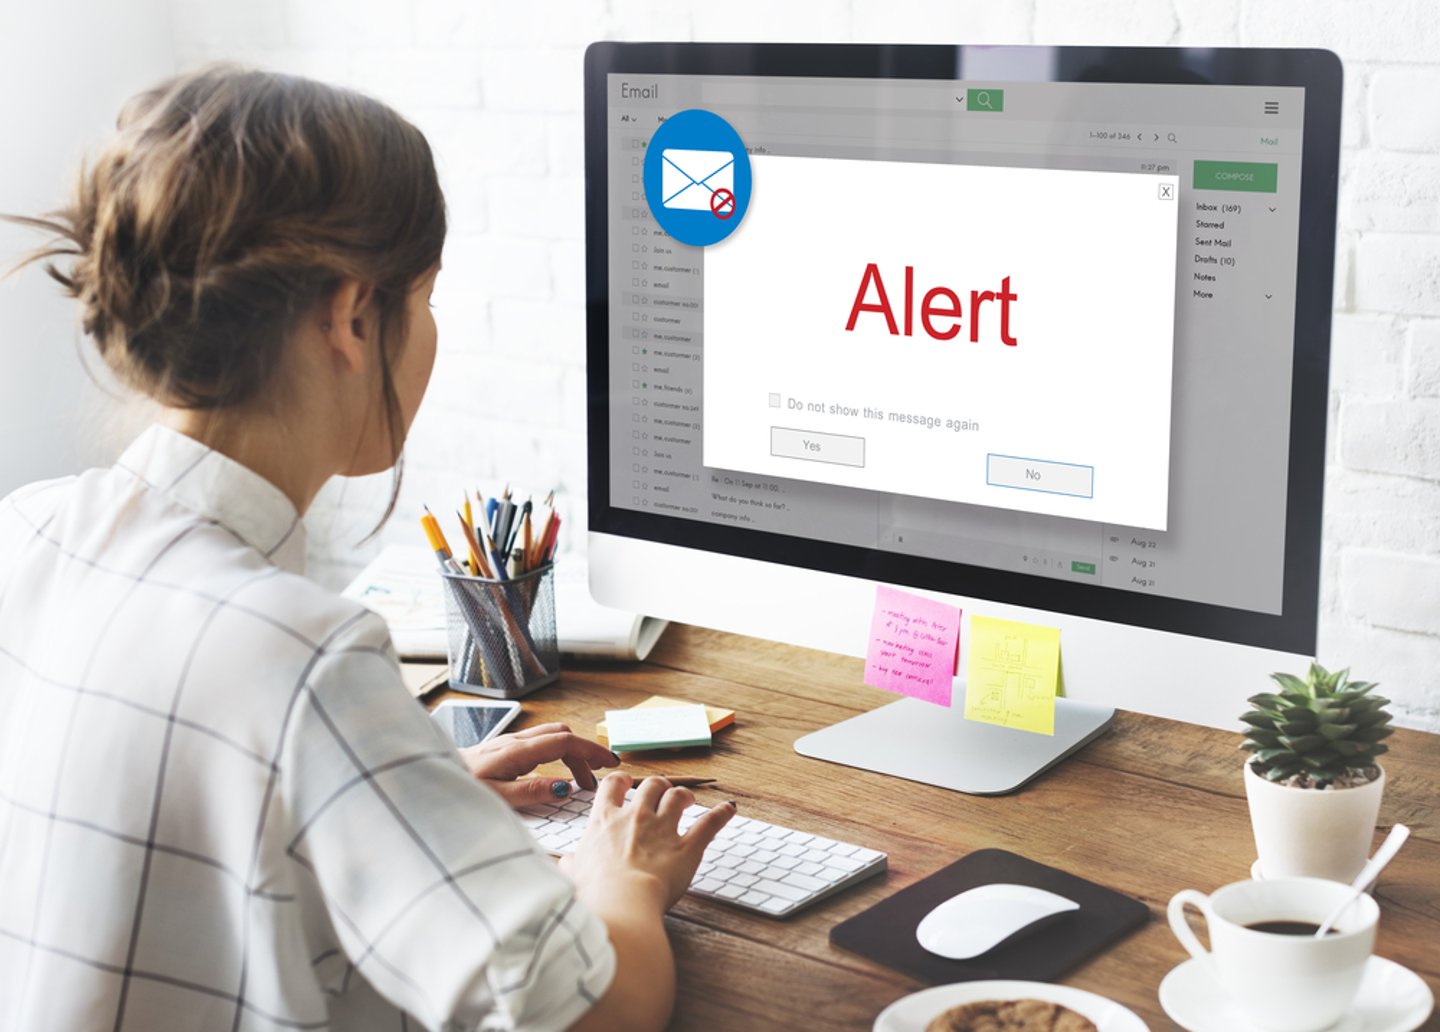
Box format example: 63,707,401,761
420,508,462,573
455,510,493,578
630,776,717,788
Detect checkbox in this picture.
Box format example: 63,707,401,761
632,345,640,354
632,260,640,269
632,277,640,286
769,393,781,408
633,447,640,455
632,362,640,371
633,463,640,472
632,429,641,437
632,379,640,388
631,174,639,183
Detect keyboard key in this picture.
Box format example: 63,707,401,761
753,879,808,902
739,890,770,907
782,871,828,893
693,878,724,894
852,848,885,864
759,897,792,914
716,884,747,900
772,856,802,871
730,874,759,889
795,861,823,877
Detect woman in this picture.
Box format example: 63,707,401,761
0,66,731,1031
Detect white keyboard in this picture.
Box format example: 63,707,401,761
520,787,888,917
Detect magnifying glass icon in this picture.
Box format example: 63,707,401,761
1167,132,1178,143
975,91,993,110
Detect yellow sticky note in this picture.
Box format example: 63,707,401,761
964,615,1060,735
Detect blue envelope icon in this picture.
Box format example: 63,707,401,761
660,149,736,211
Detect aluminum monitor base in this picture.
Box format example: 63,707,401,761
793,694,1115,796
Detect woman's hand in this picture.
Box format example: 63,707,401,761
458,722,619,808
561,772,736,913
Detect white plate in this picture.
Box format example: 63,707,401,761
874,980,1149,1032
1158,955,1433,1032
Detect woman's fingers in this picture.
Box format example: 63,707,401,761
593,770,633,815
631,776,670,812
487,776,572,809
656,786,694,828
484,731,618,780
683,801,737,860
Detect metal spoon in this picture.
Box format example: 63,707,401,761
1315,823,1410,938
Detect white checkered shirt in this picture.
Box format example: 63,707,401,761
0,425,615,1032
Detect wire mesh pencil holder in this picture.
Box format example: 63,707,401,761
442,563,559,699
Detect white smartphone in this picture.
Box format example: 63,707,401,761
430,698,522,747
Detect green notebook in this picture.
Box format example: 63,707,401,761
604,703,713,752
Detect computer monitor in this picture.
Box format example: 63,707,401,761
583,44,1341,793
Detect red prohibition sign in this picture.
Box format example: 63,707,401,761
710,188,736,219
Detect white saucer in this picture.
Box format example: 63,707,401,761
875,979,1148,1032
1158,955,1433,1032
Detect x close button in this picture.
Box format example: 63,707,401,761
1158,182,1175,200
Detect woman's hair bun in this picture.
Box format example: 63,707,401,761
9,65,446,411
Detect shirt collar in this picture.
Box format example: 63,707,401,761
116,425,307,575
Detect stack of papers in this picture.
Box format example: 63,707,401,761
603,704,713,753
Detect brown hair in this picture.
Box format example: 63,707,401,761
6,65,446,519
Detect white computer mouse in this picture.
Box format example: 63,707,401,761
915,883,1081,960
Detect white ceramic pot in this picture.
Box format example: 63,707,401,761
1243,761,1385,883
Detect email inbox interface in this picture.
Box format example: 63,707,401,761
703,156,1181,531
610,74,1305,614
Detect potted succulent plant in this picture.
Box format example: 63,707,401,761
1240,662,1393,883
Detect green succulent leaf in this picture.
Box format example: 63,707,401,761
1353,725,1394,742
1270,672,1310,695
1279,733,1327,752
1317,723,1359,740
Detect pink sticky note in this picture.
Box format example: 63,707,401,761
863,585,962,706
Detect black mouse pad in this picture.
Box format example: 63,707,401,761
830,848,1150,984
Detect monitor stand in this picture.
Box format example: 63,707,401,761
793,692,1115,795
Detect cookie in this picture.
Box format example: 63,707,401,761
923,997,1099,1032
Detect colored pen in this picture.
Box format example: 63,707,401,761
631,776,717,788
484,530,509,581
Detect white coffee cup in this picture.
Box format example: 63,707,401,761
1167,877,1378,1032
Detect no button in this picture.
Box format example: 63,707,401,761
987,454,1094,498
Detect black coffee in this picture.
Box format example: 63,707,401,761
1244,920,1334,936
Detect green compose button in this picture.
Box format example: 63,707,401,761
1071,561,1096,575
1193,160,1277,193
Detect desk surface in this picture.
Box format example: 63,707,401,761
423,624,1440,1031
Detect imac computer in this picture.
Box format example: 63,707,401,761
583,44,1342,794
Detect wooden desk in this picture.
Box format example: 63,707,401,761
421,624,1440,1031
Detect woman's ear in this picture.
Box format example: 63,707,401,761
320,279,377,373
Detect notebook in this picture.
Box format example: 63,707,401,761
830,849,1149,984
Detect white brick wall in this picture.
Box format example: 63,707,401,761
169,0,1440,731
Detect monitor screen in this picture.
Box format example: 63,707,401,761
586,46,1340,661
